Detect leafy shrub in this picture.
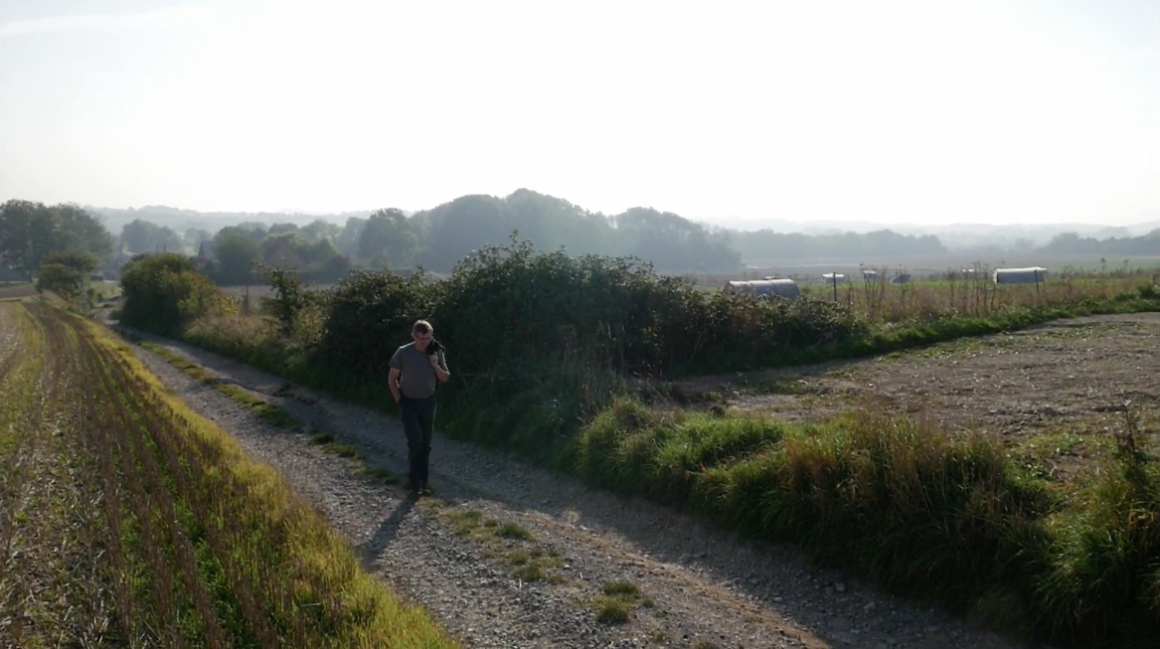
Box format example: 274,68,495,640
36,251,99,301
258,265,318,335
121,254,232,334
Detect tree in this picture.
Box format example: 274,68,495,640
0,200,38,276
300,219,340,244
35,251,100,300
261,231,309,270
0,200,114,279
414,196,506,269
335,217,367,257
121,218,183,253
56,204,114,258
358,208,418,268
613,207,741,272
213,229,260,284
268,222,299,236
234,222,269,240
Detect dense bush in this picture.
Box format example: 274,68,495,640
431,238,867,378
120,253,232,334
313,270,441,380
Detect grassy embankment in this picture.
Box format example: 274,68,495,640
0,299,457,648
120,244,1160,646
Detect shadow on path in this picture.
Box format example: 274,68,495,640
358,494,418,571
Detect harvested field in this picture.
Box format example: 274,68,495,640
679,312,1160,482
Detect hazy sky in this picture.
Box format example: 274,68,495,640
1,0,1157,227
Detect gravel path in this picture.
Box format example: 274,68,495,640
119,328,1032,649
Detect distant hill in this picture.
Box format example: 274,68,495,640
77,193,1159,269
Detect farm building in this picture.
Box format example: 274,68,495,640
891,273,912,285
821,273,848,285
862,270,879,280
993,267,1047,284
724,279,800,298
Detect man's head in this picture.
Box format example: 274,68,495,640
411,320,434,351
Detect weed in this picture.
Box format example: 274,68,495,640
507,552,529,566
309,432,334,445
498,523,531,540
594,598,630,624
358,467,399,485
602,581,641,598
513,564,542,582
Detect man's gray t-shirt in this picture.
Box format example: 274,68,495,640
390,343,448,399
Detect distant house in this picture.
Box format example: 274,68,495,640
821,273,849,285
890,273,912,285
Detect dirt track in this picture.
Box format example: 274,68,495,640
681,312,1160,481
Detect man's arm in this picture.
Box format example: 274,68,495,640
429,352,450,383
388,367,402,402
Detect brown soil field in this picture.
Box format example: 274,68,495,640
678,312,1160,482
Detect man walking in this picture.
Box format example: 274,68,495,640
388,320,450,494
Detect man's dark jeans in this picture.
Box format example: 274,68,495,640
398,395,436,489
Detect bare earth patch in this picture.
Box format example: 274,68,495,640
680,313,1160,482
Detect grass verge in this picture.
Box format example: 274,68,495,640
574,398,1160,646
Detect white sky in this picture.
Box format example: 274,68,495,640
1,0,1157,227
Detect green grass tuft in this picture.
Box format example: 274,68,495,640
594,599,630,624
602,581,641,598
498,522,531,540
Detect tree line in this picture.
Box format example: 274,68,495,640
5,193,1159,288
1038,230,1160,257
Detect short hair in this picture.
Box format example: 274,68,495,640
412,320,432,335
